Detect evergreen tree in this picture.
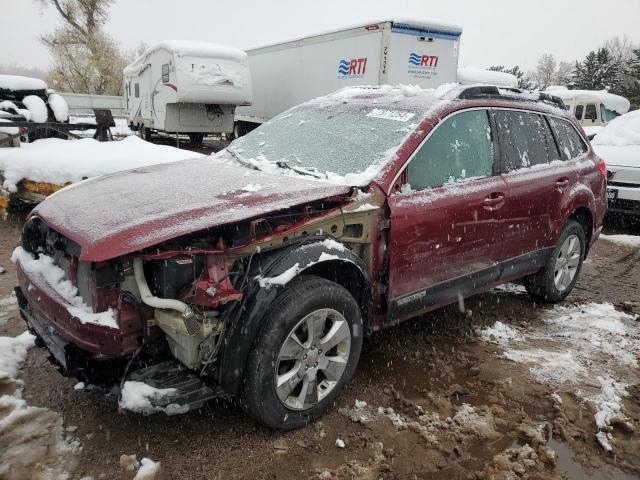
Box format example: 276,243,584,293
488,65,531,89
573,48,623,93
624,48,640,109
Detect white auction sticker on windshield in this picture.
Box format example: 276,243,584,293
366,108,415,122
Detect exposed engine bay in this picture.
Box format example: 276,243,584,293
18,190,379,388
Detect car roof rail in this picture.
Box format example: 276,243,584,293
456,85,567,110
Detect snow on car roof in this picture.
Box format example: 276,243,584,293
544,86,630,115
0,74,47,91
307,83,458,111
457,67,518,88
124,40,248,75
246,18,462,51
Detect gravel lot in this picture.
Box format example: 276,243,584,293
1,216,639,480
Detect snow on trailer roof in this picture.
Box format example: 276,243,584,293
246,18,462,51
123,40,248,76
544,86,630,115
0,75,47,92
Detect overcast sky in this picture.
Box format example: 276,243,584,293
2,0,639,72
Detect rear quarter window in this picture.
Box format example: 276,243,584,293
548,117,588,160
494,110,557,172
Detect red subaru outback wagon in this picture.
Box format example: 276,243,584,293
14,85,607,429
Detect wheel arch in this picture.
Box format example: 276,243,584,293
217,239,372,396
568,206,593,255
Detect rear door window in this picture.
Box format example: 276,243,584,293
406,109,494,190
548,117,588,160
494,110,555,172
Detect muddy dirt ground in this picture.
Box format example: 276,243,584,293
1,215,639,480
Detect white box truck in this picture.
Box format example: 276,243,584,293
234,18,462,136
124,40,252,146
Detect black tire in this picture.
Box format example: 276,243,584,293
142,127,152,141
524,220,586,302
241,275,363,430
188,133,204,147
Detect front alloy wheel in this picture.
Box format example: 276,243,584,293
241,275,363,430
276,308,351,410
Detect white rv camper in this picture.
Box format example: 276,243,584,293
234,19,462,136
123,40,252,145
544,87,630,137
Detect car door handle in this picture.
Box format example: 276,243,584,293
556,178,569,188
483,193,505,210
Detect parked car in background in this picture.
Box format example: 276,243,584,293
545,86,630,139
14,84,607,429
592,109,640,218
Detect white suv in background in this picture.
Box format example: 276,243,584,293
592,109,640,218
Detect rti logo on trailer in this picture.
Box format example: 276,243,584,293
338,58,368,78
409,53,439,68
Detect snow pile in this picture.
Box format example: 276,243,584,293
0,331,35,378
457,66,518,87
11,247,118,329
22,95,48,123
545,87,630,115
600,234,640,249
479,303,639,450
0,135,203,192
0,74,47,91
478,321,522,343
242,183,263,192
133,458,162,480
0,99,31,120
47,92,69,122
0,331,80,478
119,381,188,416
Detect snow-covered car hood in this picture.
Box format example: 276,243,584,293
33,158,352,261
592,144,640,169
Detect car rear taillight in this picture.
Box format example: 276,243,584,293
597,157,607,180
18,127,26,135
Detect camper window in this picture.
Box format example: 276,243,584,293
600,105,619,123
135,83,140,98
574,104,584,120
162,64,170,83
585,104,598,121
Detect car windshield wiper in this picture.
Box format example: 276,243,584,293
226,147,259,171
275,161,325,179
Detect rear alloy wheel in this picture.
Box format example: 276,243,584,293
241,276,363,430
524,220,586,302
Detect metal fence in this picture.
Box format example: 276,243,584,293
59,93,125,116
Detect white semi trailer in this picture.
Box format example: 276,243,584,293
124,40,252,146
234,19,462,136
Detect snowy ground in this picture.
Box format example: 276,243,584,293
0,219,638,479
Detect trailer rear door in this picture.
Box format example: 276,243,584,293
386,24,460,88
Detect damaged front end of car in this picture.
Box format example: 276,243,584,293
15,187,381,413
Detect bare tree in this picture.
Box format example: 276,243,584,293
529,54,574,89
36,0,127,95
532,54,557,89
